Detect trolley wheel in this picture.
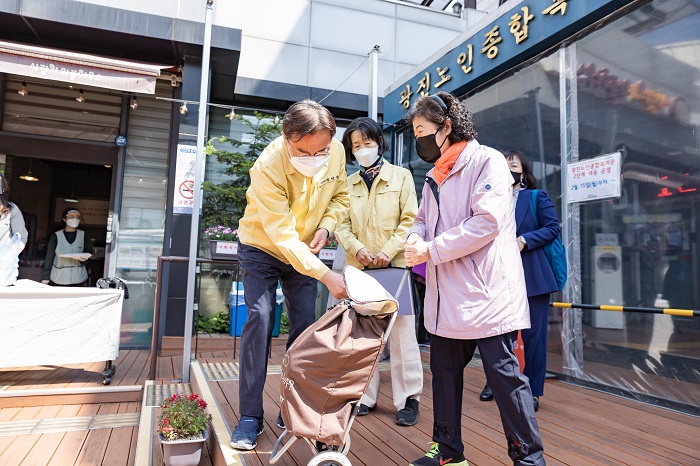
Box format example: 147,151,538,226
102,377,112,385
306,451,352,466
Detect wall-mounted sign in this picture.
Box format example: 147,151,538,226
567,152,621,203
384,0,632,125
173,144,205,214
0,40,160,94
115,135,128,147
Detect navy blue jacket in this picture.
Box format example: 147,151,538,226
515,188,560,297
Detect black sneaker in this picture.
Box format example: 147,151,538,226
357,403,374,416
410,443,468,466
230,416,264,450
276,410,285,429
396,397,419,426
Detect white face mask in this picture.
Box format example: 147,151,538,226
353,146,380,167
288,154,330,177
66,218,80,228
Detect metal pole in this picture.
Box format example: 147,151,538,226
533,87,547,192
182,0,215,383
368,45,380,120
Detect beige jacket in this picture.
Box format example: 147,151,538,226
335,161,417,269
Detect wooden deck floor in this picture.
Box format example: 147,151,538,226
0,337,699,466
204,339,700,466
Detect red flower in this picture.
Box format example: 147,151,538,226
198,399,207,409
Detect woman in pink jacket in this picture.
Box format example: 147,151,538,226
405,92,546,466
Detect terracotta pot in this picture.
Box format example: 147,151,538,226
209,240,238,260
159,430,208,466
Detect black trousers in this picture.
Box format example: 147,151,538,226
430,332,545,465
236,242,318,419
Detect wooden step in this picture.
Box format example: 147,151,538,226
0,385,143,408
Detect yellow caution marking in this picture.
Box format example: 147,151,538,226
663,308,694,317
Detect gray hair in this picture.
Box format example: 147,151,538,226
282,99,336,142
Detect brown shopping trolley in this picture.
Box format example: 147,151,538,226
270,265,410,466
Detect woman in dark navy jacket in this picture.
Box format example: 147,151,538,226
480,150,560,412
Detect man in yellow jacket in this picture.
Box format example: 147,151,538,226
230,100,349,451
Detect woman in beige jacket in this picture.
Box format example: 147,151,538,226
335,117,423,426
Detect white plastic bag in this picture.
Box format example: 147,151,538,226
0,232,21,286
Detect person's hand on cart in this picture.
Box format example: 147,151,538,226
320,270,348,300
405,233,429,267
355,247,374,267
372,251,391,267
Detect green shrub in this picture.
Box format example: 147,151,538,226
197,311,230,334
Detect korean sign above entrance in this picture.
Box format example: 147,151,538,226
385,0,630,125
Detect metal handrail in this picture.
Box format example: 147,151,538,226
550,302,700,317
148,255,238,380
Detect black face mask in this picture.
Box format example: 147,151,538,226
415,132,448,163
511,171,522,185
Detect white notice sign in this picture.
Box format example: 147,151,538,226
173,144,204,214
567,152,621,203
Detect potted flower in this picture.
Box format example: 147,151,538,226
318,233,338,262
204,225,239,260
158,393,213,466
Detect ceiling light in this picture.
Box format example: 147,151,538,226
130,96,138,110
64,197,79,203
228,108,236,120
179,102,188,114
18,82,28,96
76,89,85,103
19,159,39,182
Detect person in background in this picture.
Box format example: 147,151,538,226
42,207,93,286
230,99,349,451
335,116,423,426
0,173,28,285
404,92,545,466
479,150,561,413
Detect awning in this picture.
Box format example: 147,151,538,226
0,40,166,94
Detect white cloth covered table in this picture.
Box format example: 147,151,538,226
0,280,124,368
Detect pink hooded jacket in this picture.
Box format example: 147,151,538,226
409,140,530,339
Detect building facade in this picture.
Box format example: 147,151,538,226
0,1,487,347
385,0,700,414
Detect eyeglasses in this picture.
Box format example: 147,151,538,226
285,141,331,158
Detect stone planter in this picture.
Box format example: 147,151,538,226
209,240,238,260
159,430,209,466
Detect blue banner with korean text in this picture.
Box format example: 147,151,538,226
384,0,631,125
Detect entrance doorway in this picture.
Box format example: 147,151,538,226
3,155,113,286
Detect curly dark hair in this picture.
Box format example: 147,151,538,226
341,117,389,165
504,149,538,189
405,91,477,142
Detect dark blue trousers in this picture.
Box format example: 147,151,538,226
521,294,550,397
237,242,318,419
431,332,545,465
